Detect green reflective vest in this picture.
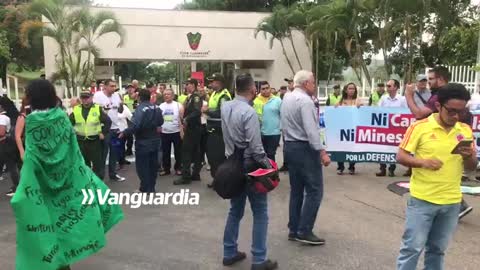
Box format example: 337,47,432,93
178,94,188,105
73,105,102,137
253,95,265,118
123,94,135,111
208,89,232,110
371,91,386,106
329,93,341,105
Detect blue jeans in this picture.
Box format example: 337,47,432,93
397,197,460,270
135,139,160,193
223,187,268,264
285,141,323,236
101,130,120,179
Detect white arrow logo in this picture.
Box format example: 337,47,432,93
81,189,95,205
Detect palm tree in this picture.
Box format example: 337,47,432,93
255,14,295,75
307,0,375,87
20,0,124,96
73,8,124,86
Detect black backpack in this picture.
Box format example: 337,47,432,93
212,147,246,199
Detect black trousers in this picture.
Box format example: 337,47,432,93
379,163,396,172
206,130,226,178
261,135,281,162
126,134,134,154
200,124,208,163
0,137,20,191
337,162,355,171
78,139,103,179
181,126,202,179
161,132,182,172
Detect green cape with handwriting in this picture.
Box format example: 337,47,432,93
10,108,124,270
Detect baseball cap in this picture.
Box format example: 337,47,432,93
207,73,225,83
284,78,293,83
80,91,92,98
333,84,340,89
184,78,199,86
416,74,427,82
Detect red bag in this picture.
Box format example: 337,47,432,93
247,159,280,193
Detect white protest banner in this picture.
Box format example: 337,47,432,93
324,107,480,162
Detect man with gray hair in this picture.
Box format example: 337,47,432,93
281,70,331,245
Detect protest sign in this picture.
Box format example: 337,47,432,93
10,108,124,270
324,107,480,162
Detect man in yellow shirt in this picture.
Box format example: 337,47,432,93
396,83,477,270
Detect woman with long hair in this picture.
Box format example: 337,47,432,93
335,83,362,175
10,79,123,270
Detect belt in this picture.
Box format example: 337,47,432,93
77,135,100,141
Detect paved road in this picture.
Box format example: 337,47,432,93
1,159,479,270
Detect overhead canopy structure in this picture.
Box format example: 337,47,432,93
43,7,311,88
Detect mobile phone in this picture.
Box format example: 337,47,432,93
451,140,473,154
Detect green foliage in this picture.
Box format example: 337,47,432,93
21,0,124,96
0,30,10,61
145,63,177,84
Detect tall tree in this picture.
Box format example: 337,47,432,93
21,0,124,95
255,13,295,75
0,4,43,83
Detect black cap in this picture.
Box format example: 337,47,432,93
207,73,225,83
377,83,385,87
80,91,93,98
185,78,199,86
333,84,340,89
284,78,293,83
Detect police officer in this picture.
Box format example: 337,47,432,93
326,84,341,106
123,84,137,156
174,78,203,185
368,83,386,106
120,89,164,193
177,86,189,105
70,91,111,179
205,73,232,187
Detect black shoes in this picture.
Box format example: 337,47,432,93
251,259,278,270
376,170,386,177
278,165,288,172
173,178,191,185
288,232,297,241
191,175,201,181
223,251,246,266
459,205,473,220
295,232,326,245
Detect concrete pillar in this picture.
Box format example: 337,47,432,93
191,61,197,72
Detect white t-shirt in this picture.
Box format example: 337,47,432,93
379,94,407,108
93,91,123,130
160,101,182,134
117,105,132,132
201,100,208,125
0,113,11,135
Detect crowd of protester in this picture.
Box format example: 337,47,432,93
0,65,477,270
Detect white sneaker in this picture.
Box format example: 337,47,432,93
111,174,126,182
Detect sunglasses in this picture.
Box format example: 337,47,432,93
386,85,393,87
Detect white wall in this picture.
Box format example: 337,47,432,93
43,7,312,89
